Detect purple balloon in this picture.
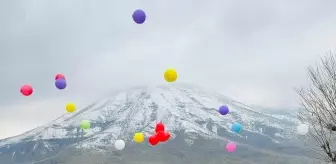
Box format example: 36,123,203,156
55,79,67,90
132,9,146,24
219,105,229,115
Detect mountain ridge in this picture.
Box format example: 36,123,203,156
0,84,312,164
0,84,298,146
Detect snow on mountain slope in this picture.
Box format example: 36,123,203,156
0,84,298,149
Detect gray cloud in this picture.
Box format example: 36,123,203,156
1,0,336,138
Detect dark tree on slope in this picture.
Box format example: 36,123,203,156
297,51,336,163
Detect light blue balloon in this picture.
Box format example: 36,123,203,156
231,123,242,133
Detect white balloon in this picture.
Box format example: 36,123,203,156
114,139,125,150
297,124,309,135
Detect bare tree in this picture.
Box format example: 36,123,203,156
297,51,336,163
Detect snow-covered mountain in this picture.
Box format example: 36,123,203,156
0,84,307,164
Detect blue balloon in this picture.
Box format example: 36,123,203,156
132,9,146,24
55,79,67,90
218,105,229,115
231,123,242,133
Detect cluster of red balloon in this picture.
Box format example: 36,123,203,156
148,122,171,146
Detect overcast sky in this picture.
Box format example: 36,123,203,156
1,0,336,139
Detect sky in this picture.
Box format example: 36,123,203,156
1,0,336,139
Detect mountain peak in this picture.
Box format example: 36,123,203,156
0,84,298,149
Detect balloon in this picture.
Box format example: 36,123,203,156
133,132,144,143
80,120,90,129
20,85,33,96
55,79,67,90
132,9,146,24
231,123,242,133
155,122,165,133
164,69,178,82
218,105,229,115
65,103,76,113
297,123,309,135
156,131,165,142
162,132,170,142
55,74,65,80
225,142,236,152
148,135,159,146
114,139,125,150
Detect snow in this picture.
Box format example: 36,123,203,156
0,84,299,149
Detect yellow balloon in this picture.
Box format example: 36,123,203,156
164,69,178,82
133,132,144,143
66,103,76,113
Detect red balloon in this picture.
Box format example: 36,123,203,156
20,85,33,96
156,131,165,142
155,122,165,133
148,135,159,146
162,132,170,142
55,74,65,80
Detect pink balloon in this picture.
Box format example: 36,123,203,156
55,74,66,80
225,142,236,152
20,84,33,96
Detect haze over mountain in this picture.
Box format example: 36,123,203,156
0,84,317,164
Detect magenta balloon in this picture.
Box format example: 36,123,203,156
226,142,236,152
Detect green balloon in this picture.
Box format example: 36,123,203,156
80,120,91,129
